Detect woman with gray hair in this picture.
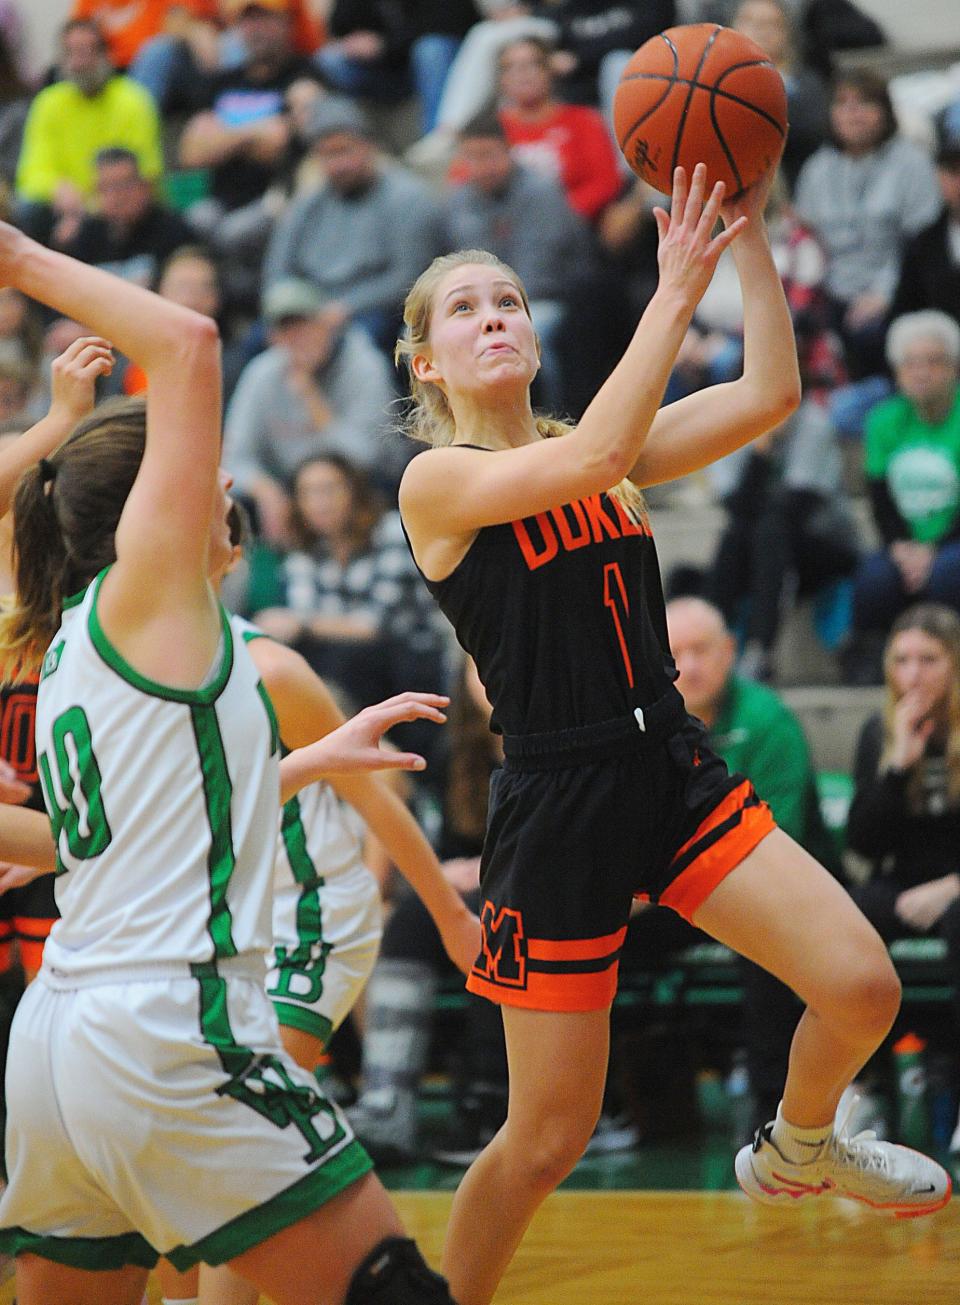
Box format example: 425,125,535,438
844,309,960,682
886,309,960,373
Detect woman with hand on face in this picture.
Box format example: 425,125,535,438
845,603,960,1147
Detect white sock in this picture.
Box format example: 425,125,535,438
161,1298,199,1304
770,1102,832,1165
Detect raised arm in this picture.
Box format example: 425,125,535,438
0,334,114,517
0,221,222,671
400,165,746,542
628,165,802,487
250,636,480,974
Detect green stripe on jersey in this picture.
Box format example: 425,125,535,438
190,704,238,959
256,679,280,755
88,567,234,704
281,795,324,949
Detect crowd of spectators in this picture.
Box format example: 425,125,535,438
4,0,960,1163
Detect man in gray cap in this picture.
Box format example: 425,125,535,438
222,275,399,543
262,95,444,352
891,105,960,329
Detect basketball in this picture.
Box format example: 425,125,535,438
612,24,787,197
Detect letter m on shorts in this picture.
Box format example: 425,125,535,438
474,902,527,989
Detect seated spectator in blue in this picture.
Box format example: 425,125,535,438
844,603,960,1150
253,452,448,760
223,277,399,545
848,311,960,679
705,396,860,683
51,147,195,286
129,0,322,114
177,0,321,230
661,596,839,1134
314,0,413,103
891,105,960,330
262,95,443,353
13,18,162,242
443,113,593,413
794,70,941,381
401,1,480,135
731,0,829,192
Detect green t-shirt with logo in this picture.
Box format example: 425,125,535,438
864,389,960,543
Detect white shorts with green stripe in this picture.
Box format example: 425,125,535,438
0,959,372,1272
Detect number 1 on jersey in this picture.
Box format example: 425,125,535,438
603,562,635,689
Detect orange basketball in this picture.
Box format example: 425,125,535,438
612,24,787,197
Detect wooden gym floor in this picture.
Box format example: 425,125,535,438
3,1187,957,1304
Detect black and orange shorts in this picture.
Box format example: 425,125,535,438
0,873,57,975
467,694,774,1013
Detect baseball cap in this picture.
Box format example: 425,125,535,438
305,95,369,144
934,104,960,166
262,278,326,323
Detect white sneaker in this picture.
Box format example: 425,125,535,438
735,1099,952,1219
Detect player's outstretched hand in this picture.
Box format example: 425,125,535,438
652,163,747,305
282,692,449,797
49,335,115,425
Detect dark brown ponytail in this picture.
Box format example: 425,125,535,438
0,396,147,680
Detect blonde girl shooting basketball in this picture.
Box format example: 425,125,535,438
397,162,951,1305
0,219,461,1305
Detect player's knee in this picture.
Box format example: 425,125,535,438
345,1236,456,1305
515,1115,597,1193
828,946,901,1042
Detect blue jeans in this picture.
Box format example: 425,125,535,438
409,35,460,133
852,539,960,634
129,31,246,111
828,375,892,441
313,49,409,101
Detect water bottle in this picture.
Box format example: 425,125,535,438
892,1033,930,1149
725,1049,754,1145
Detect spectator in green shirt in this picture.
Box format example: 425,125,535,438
847,311,960,681
13,19,163,244
625,596,836,1134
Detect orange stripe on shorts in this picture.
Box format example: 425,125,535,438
527,925,628,963
467,963,619,1012
661,799,774,922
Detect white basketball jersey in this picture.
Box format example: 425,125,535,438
230,616,368,893
37,572,280,975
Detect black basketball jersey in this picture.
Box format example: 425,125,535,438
0,674,43,812
416,490,678,737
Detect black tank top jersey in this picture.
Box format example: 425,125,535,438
413,490,678,737
0,674,43,812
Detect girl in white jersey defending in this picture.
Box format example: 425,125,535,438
396,162,951,1305
181,514,479,1305
0,219,464,1305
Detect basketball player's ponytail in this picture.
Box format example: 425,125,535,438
0,460,68,682
0,396,147,683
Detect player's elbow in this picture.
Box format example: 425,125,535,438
751,375,801,430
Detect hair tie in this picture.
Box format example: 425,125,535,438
39,458,57,485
